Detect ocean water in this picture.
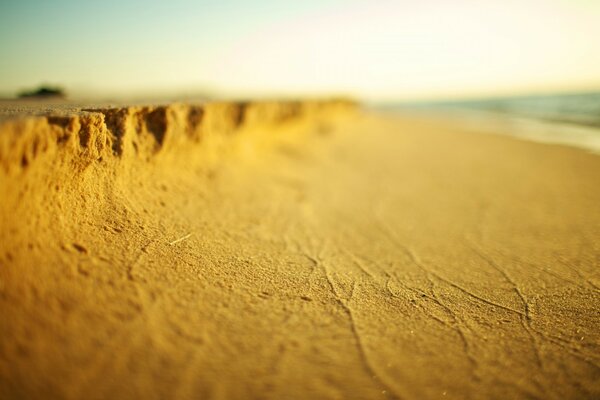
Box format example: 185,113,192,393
383,92,600,153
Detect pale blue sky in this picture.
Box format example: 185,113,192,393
1,0,599,100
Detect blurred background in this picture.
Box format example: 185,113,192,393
1,0,600,102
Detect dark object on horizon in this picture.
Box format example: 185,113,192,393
18,86,66,99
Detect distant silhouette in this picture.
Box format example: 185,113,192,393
18,86,66,99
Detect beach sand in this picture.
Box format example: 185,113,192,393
0,101,599,399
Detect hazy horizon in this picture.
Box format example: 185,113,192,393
2,0,600,101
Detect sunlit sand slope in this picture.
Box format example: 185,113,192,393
0,102,598,399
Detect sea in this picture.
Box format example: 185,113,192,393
380,91,600,154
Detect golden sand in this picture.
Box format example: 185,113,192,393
0,101,599,399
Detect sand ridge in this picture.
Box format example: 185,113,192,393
0,100,355,171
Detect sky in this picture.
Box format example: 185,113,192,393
1,0,600,101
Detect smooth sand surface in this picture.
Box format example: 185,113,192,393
1,102,599,399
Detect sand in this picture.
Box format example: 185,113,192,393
0,100,599,400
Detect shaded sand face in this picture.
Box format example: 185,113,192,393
0,103,599,399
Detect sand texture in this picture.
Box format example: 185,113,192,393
0,101,599,399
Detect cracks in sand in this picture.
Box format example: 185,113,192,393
387,272,481,379
557,259,599,291
288,229,325,293
374,216,526,319
473,202,599,292
468,212,600,369
465,240,545,371
341,248,379,281
374,214,526,319
556,258,600,291
341,244,481,378
465,239,600,370
323,259,402,400
373,216,518,381
499,249,592,291
294,227,403,400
